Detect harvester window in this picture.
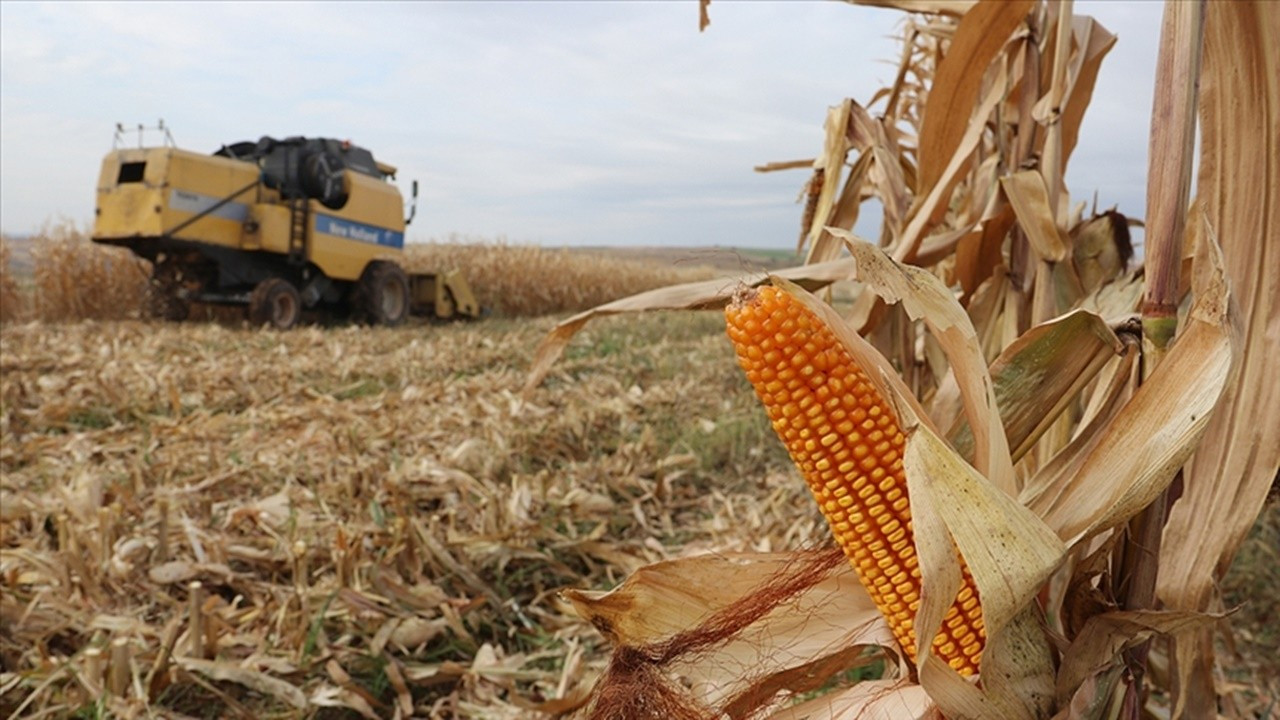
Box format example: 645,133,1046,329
117,162,145,184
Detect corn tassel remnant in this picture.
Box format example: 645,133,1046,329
725,284,984,675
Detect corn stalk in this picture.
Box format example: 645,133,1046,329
1110,2,1205,714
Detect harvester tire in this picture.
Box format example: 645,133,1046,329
358,261,410,326
249,278,302,330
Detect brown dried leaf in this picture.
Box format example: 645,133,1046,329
566,550,897,717
1157,0,1280,610
946,309,1123,464
804,101,855,259
522,259,859,393
1156,4,1280,714
754,158,816,173
1023,221,1234,548
1001,170,1070,263
564,551,888,650
832,232,1016,495
176,657,306,710
896,60,1008,262
767,677,936,719
955,204,1015,298
1058,18,1118,170
846,0,976,16
808,150,874,264
906,429,1061,720
1055,610,1221,706
916,0,1031,198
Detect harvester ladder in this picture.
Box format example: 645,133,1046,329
288,198,308,265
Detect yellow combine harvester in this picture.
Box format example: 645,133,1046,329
92,124,479,329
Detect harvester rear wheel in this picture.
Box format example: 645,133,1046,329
249,278,302,330
358,261,409,326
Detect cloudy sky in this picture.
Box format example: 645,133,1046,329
0,1,1161,249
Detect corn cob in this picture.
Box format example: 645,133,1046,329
725,284,984,675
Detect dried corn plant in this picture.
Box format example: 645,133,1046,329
25,220,151,323
528,1,1278,718
405,238,716,318
0,227,714,324
0,237,25,324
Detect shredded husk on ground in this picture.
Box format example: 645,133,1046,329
0,302,846,718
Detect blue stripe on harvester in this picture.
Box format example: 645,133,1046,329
314,213,404,249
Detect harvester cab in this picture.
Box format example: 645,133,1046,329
91,122,479,329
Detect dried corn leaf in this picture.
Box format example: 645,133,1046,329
1155,4,1280,715
1023,222,1234,548
947,309,1123,464
1157,0,1280,611
916,0,1031,201
1055,610,1220,708
310,683,381,720
832,232,1015,495
849,102,911,236
566,550,898,718
754,158,816,173
522,259,859,393
1001,170,1070,263
897,60,1008,262
1057,18,1118,170
767,677,935,720
804,101,855,261
907,431,1060,720
955,204,1015,298
176,657,307,710
809,150,874,265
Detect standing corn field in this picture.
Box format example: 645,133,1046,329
531,1,1279,717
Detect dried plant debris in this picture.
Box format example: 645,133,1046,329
1,311,839,717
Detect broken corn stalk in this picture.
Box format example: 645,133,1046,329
726,283,985,675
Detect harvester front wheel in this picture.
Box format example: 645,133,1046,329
358,261,409,326
249,278,302,330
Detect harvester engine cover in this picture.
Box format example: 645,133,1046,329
215,136,384,210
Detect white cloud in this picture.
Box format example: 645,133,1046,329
2,1,1160,249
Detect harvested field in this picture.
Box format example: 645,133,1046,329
2,302,1277,718
0,306,835,718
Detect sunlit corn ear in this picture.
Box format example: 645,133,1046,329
766,271,1065,720
725,284,986,676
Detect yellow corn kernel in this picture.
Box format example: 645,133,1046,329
726,284,984,676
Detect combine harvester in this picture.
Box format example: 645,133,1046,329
92,121,479,329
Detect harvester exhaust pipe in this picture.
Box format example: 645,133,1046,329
405,180,419,226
